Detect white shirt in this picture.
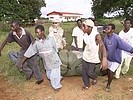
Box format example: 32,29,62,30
24,37,62,70
83,30,100,63
119,28,133,57
71,26,84,48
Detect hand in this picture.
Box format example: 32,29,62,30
63,44,67,48
130,48,133,53
75,47,79,51
58,48,62,52
19,63,23,72
100,57,108,70
63,44,69,50
16,62,23,72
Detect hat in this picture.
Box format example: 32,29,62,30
83,19,94,27
52,19,61,23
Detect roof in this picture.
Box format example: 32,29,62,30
47,11,83,16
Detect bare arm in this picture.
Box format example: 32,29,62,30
17,56,28,72
73,36,78,50
21,56,27,65
96,34,107,70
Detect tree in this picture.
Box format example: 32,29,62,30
0,0,46,23
92,0,133,20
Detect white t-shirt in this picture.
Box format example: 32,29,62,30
119,28,133,57
83,30,100,63
71,26,84,48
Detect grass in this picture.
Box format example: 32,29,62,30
0,18,132,85
0,34,25,84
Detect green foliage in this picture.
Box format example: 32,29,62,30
92,0,133,22
0,35,25,84
127,59,133,75
97,18,123,33
0,22,10,32
0,0,46,23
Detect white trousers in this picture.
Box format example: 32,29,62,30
46,67,62,89
115,56,132,79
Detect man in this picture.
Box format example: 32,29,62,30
81,19,107,89
115,19,133,79
49,19,66,50
104,24,133,92
0,20,43,84
71,19,84,52
20,25,62,91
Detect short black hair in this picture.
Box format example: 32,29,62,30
108,23,115,30
11,20,20,25
124,18,131,22
35,25,45,31
76,19,82,23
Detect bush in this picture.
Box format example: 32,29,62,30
0,22,10,32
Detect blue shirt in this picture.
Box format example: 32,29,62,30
104,33,133,64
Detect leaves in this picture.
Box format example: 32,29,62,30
92,0,133,20
0,0,46,23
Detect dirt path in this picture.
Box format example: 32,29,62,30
0,74,23,100
0,73,133,100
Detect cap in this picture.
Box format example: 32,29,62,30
52,19,61,23
83,19,94,27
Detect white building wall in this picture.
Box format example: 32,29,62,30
47,15,60,21
47,14,82,22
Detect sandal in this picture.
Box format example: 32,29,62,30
92,79,97,85
106,86,111,92
54,87,62,92
82,86,89,90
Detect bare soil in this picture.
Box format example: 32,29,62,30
0,73,133,100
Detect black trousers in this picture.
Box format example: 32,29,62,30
82,59,98,87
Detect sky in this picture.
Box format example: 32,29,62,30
41,0,93,18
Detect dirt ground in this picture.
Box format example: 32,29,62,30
0,73,133,100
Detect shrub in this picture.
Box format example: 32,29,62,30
0,22,10,32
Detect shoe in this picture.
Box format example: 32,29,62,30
92,79,97,85
122,71,127,75
26,72,33,80
114,75,120,79
61,77,64,82
82,86,89,90
106,86,111,92
35,79,43,85
114,77,120,80
54,87,62,92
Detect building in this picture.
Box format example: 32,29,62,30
47,11,83,22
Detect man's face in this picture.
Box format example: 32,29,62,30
105,25,113,34
83,24,92,35
11,23,19,31
77,21,83,28
124,20,131,30
35,29,43,39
